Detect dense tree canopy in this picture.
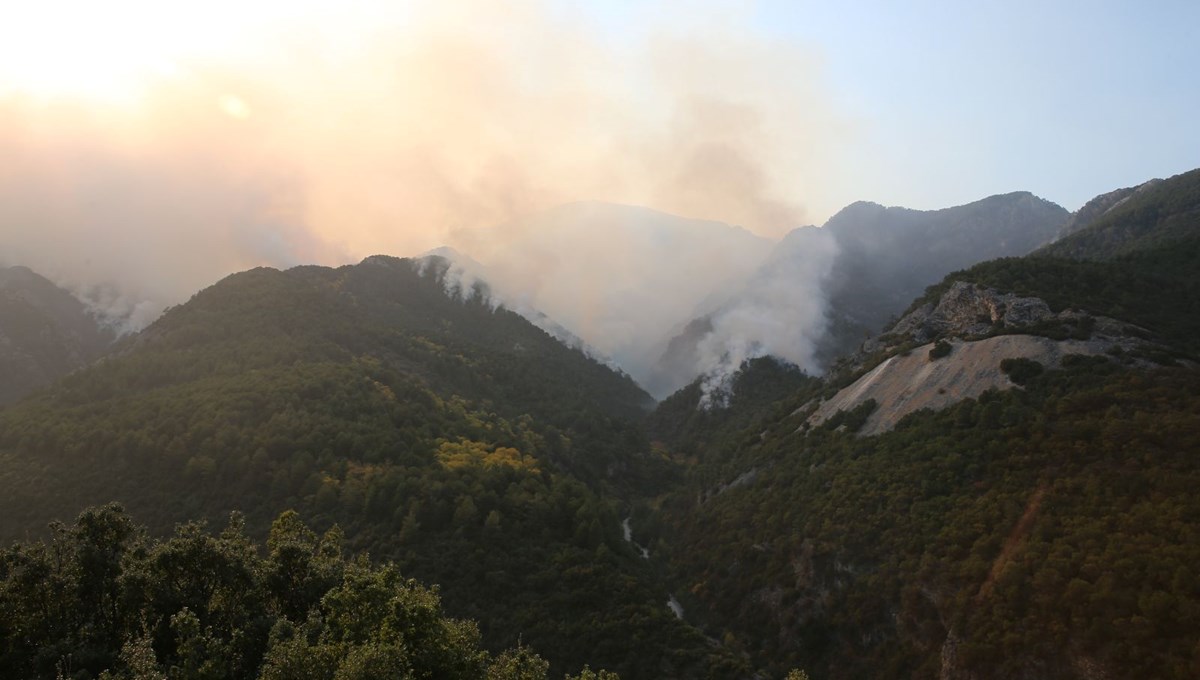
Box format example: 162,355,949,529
0,258,727,678
0,504,622,680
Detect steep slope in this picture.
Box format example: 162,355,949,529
639,176,1200,679
0,266,115,404
818,191,1068,355
0,255,735,678
648,360,1200,680
416,247,615,365
1053,182,1148,240
652,192,1069,396
808,282,1163,436
1039,167,1200,260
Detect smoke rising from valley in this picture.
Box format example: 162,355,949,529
693,226,838,405
0,0,847,392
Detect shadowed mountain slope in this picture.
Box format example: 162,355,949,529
0,265,115,404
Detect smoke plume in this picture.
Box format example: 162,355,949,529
692,226,839,406
1,0,841,331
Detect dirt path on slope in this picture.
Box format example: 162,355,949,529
977,484,1048,601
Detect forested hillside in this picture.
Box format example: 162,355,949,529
637,170,1200,678
3,168,1199,679
1039,167,1200,260
644,357,1200,679
0,256,732,678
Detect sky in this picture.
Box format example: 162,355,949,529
742,1,1200,214
0,0,1196,328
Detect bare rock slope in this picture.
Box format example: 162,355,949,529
810,281,1154,436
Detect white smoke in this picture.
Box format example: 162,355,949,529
0,0,844,336
692,225,839,408
412,248,620,369
449,202,774,387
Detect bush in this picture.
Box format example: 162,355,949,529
999,357,1044,385
929,340,953,360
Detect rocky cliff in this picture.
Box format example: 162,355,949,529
809,281,1158,436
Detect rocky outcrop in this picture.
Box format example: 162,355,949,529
809,282,1158,436
862,281,1142,356
940,630,978,680
809,335,1115,436
878,282,1056,348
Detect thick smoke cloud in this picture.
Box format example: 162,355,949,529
443,202,774,387
0,90,345,330
1,0,846,396
0,1,839,325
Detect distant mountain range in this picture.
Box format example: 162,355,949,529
5,178,1185,407
0,186,1139,405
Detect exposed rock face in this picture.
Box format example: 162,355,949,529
809,335,1111,436
863,281,1141,357
817,192,1069,359
940,630,978,680
881,282,1055,347
811,281,1157,436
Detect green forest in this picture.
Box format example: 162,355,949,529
642,356,1200,678
0,257,732,678
0,503,621,679
1,168,1198,678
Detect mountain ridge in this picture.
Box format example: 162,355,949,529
0,265,116,405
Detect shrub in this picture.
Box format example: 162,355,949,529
999,357,1044,385
929,340,953,360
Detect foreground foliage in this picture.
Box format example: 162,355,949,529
0,505,617,680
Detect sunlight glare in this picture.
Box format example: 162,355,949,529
0,0,351,103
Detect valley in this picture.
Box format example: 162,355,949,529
1,168,1198,679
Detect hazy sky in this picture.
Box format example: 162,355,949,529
0,0,1196,325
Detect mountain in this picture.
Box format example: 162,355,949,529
3,169,1198,679
1039,167,1200,260
415,246,616,366
0,265,115,404
635,171,1200,679
447,201,774,389
651,192,1069,398
1053,182,1149,240
0,255,738,678
821,192,1068,341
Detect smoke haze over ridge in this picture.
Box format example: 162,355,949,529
1,0,843,339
